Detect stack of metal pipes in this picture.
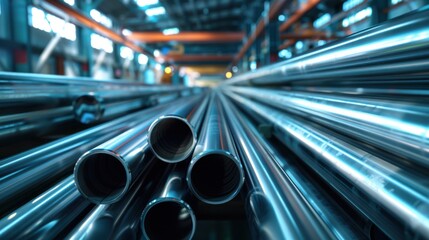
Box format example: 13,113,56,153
1,6,429,240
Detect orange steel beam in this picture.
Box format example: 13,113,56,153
161,55,234,62
44,0,150,56
279,0,321,32
278,40,297,50
128,32,244,43
232,0,288,66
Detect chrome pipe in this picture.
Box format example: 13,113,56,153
74,95,203,204
226,6,429,86
228,86,429,169
224,91,429,239
0,100,185,213
0,176,91,239
67,160,168,240
0,106,74,141
187,92,244,205
141,164,196,240
219,93,367,240
148,96,209,163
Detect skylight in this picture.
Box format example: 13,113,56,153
145,6,166,17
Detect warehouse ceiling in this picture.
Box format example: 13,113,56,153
98,0,265,31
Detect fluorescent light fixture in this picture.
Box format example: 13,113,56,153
153,49,161,57
278,15,286,22
135,0,159,7
63,0,75,6
296,41,304,50
162,27,179,35
122,28,132,36
138,54,149,65
145,6,165,16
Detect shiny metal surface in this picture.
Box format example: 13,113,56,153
0,176,92,240
229,86,429,169
224,90,429,239
219,92,367,240
141,164,196,240
226,6,429,85
74,95,203,204
67,160,167,240
187,92,244,205
148,96,209,163
0,100,186,214
0,106,74,141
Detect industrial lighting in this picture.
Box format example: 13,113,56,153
122,29,132,36
145,6,166,17
278,15,286,22
250,62,257,71
154,49,161,57
63,0,75,6
296,41,304,50
225,72,232,79
164,66,172,74
163,27,180,35
135,0,159,7
155,63,162,70
232,66,238,73
138,54,148,65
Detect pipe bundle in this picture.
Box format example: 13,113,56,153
2,5,429,240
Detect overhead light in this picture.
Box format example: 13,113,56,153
162,27,179,35
138,54,148,65
225,72,232,79
122,29,132,36
155,63,162,70
164,66,172,74
145,6,165,17
135,0,159,7
153,49,161,57
278,15,286,22
232,66,238,73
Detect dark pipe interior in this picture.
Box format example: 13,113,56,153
75,153,127,203
144,201,194,240
190,153,241,202
73,95,103,124
150,118,194,162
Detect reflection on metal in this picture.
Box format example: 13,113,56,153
187,92,244,205
225,90,429,239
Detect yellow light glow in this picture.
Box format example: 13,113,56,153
225,71,232,79
164,66,172,74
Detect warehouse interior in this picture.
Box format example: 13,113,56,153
1,0,429,239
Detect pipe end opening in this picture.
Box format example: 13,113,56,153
74,151,129,204
149,116,196,163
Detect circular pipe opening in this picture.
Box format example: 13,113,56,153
149,116,196,163
142,199,195,240
73,95,103,124
74,150,130,204
188,152,244,204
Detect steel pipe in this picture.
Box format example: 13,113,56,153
226,6,429,86
228,86,429,169
148,96,209,163
0,176,92,239
225,91,429,239
187,92,244,205
0,99,187,214
219,93,368,240
141,164,196,240
67,160,168,240
74,95,203,204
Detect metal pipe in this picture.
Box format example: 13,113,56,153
219,92,368,240
141,164,196,240
0,176,92,239
0,100,187,214
148,96,209,163
66,160,168,240
226,6,429,86
228,86,429,169
0,106,74,141
74,95,203,204
224,91,429,239
187,92,244,205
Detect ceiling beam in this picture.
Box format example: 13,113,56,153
160,54,234,63
281,32,337,40
278,40,297,50
279,0,321,32
128,32,245,43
